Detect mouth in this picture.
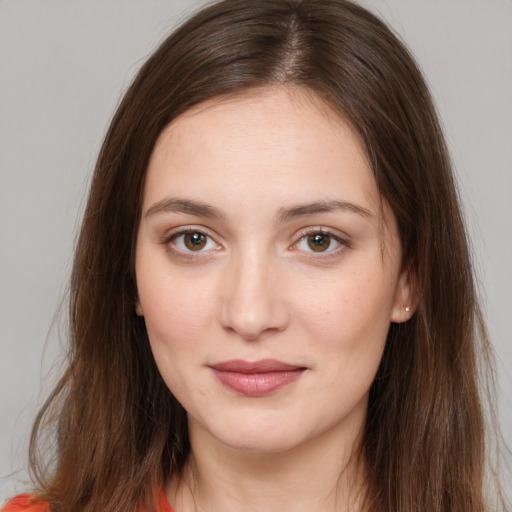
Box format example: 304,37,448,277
208,359,306,396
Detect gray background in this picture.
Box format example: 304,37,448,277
1,0,511,501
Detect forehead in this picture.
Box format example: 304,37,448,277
145,86,377,207
141,86,401,253
161,86,358,146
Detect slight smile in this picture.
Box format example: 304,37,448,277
209,359,307,396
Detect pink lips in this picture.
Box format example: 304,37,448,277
209,359,305,396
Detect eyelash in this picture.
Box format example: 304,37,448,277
162,227,350,259
163,228,220,259
292,228,350,258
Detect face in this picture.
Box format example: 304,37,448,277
135,87,413,454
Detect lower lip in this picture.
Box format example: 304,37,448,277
212,369,305,396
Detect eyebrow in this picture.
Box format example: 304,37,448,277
145,197,374,222
276,200,375,222
145,198,225,219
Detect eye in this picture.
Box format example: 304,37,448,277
294,230,345,254
169,230,219,253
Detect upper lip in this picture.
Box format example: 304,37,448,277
209,359,304,373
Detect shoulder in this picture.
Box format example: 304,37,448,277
2,494,50,512
3,491,173,512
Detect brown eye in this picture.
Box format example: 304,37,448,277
307,233,332,252
184,232,207,251
167,230,219,255
294,230,344,255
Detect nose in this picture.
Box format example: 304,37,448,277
219,247,290,340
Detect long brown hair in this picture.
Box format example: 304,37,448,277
28,1,505,511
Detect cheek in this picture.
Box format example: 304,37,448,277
294,268,394,341
137,266,216,351
137,270,217,402
290,266,394,391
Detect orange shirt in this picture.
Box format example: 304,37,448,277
2,491,175,512
1,495,49,512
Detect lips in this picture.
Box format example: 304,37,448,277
209,359,306,396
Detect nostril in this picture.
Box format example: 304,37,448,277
220,299,290,340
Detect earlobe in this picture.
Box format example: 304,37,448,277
135,300,144,316
390,266,417,323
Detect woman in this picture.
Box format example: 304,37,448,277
2,0,507,511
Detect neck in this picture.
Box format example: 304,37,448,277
169,419,367,512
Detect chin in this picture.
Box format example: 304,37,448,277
191,410,308,454
217,430,302,454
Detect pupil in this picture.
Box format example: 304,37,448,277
308,234,330,252
185,232,206,250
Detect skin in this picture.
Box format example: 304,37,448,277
135,87,414,512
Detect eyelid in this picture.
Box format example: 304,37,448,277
162,226,222,257
160,225,350,260
291,227,351,256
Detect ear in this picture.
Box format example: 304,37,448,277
390,265,417,323
135,299,144,317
